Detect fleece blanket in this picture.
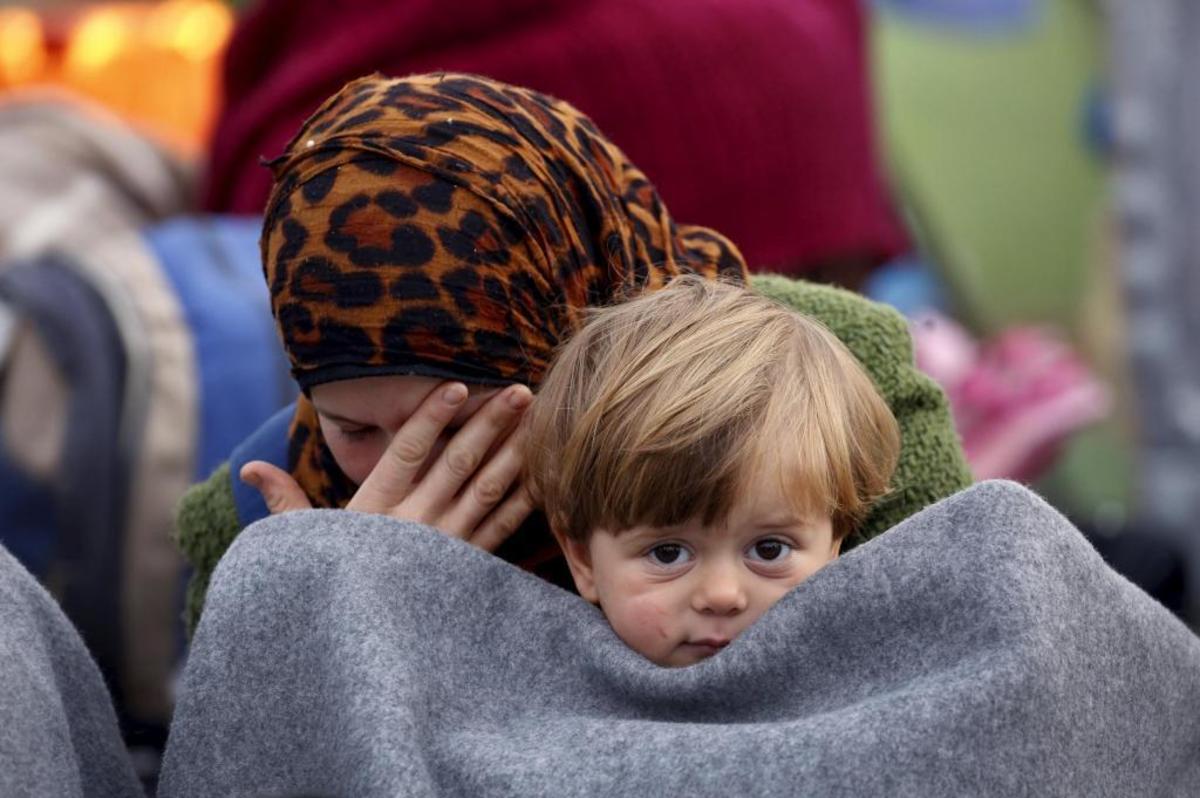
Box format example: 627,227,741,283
0,545,141,797
160,481,1200,797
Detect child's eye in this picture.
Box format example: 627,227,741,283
746,538,792,562
647,543,692,567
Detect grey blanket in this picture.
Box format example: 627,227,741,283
0,545,141,797
160,481,1200,797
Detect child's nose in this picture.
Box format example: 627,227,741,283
691,562,748,616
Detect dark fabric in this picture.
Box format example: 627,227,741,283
264,73,748,528
161,481,1200,797
0,429,57,577
203,0,907,272
1085,523,1192,619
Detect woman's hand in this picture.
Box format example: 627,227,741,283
240,382,535,553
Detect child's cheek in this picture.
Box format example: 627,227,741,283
616,591,676,649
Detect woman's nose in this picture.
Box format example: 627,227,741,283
691,561,749,616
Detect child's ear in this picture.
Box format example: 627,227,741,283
551,526,599,604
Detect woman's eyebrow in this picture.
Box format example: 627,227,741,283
314,407,465,433
313,408,365,426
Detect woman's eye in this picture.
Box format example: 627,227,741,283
647,543,691,567
340,426,377,442
747,538,792,562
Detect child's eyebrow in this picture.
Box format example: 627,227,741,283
752,517,809,531
617,524,684,543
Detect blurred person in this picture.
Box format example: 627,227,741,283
200,0,907,282
0,94,192,265
0,94,289,782
176,72,972,634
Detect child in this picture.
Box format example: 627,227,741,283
524,276,901,667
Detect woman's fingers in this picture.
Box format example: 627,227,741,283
438,422,527,537
411,385,532,521
240,461,313,514
348,382,468,514
470,484,536,553
338,380,535,551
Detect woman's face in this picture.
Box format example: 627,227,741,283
309,375,502,484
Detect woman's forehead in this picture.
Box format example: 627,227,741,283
310,375,498,418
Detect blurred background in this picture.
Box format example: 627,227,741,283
0,0,1195,789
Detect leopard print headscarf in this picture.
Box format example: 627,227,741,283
262,72,748,522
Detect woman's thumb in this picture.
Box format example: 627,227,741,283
239,461,313,514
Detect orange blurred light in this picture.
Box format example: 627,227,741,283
149,0,233,62
64,7,133,73
0,9,46,87
2,2,233,156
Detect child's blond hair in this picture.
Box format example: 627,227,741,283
525,276,900,542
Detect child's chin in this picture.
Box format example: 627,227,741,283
657,644,725,668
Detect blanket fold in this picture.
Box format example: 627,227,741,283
160,481,1200,797
0,545,142,797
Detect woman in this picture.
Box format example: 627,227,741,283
177,72,972,632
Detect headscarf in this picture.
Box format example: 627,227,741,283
262,73,748,539
208,0,908,273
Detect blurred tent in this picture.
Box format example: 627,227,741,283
872,0,1132,527
875,0,1102,334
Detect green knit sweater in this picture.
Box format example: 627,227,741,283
175,274,973,634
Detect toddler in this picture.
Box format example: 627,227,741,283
524,276,900,666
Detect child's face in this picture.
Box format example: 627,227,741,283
558,481,841,667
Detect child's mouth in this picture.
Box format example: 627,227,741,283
683,638,730,655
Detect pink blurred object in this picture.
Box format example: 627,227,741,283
912,312,1111,482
